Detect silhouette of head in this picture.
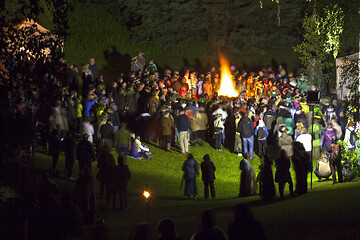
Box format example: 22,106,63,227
199,210,217,230
157,218,176,239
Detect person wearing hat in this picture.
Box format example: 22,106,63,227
76,133,96,171
200,154,216,199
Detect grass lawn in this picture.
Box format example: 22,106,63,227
31,141,360,240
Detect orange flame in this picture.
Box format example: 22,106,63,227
218,55,239,98
143,191,150,199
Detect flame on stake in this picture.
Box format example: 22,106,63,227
218,54,239,98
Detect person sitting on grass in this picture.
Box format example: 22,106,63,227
131,135,151,160
314,153,331,182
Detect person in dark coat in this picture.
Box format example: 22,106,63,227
227,204,266,240
237,110,255,159
76,133,96,171
239,153,255,197
182,153,199,199
200,154,216,199
292,142,311,195
63,129,76,179
74,167,96,225
112,156,131,210
256,155,275,200
96,145,116,198
100,119,115,149
275,149,294,199
48,129,61,171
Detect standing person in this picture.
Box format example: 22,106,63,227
113,156,131,210
189,110,201,146
177,109,189,154
96,145,116,199
292,142,311,195
76,133,96,171
256,155,275,200
295,128,312,169
63,130,76,179
308,117,323,159
182,153,199,200
197,106,208,146
82,116,95,143
278,126,293,158
275,150,294,199
239,153,256,197
255,120,269,159
74,167,96,225
89,58,99,84
161,111,175,151
344,121,356,151
115,122,131,161
100,119,114,149
328,136,343,184
234,112,243,156
48,129,61,172
200,154,216,199
213,114,225,151
238,110,255,159
321,124,336,153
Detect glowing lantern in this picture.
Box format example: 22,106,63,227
143,191,150,199
218,55,239,98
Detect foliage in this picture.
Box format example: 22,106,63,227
317,4,344,59
293,14,327,83
338,55,360,117
338,136,360,180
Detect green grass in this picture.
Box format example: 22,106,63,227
32,142,360,240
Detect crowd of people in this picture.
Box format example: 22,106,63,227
1,51,360,239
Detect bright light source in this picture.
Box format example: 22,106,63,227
143,191,150,199
218,54,239,98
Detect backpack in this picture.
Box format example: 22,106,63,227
330,143,340,163
257,127,266,140
349,130,357,146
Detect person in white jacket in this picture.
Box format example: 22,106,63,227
131,135,150,159
343,121,356,150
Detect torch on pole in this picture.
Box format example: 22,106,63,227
143,191,150,223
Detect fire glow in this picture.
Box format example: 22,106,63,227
218,55,239,98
